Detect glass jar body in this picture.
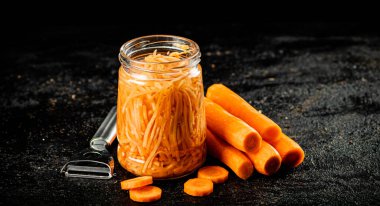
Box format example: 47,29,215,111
116,35,206,179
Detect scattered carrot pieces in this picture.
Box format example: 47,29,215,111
245,141,282,176
184,178,214,196
206,84,282,142
119,82,304,201
120,176,153,190
205,98,262,153
206,129,254,180
129,185,162,202
198,166,229,184
267,133,305,169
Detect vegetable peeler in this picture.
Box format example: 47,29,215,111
60,106,117,179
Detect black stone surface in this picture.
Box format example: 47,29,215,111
1,24,380,205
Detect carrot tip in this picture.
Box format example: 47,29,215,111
245,132,262,152
237,161,254,180
264,156,281,175
263,125,282,142
283,149,305,168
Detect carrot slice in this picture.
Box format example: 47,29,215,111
129,185,162,202
206,129,254,180
205,98,262,153
197,166,229,184
120,176,153,190
206,84,282,142
245,141,282,176
267,133,305,169
184,178,213,196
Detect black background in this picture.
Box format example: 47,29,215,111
1,4,380,205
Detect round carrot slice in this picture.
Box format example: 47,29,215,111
197,166,229,184
129,185,162,202
120,176,153,190
184,178,213,196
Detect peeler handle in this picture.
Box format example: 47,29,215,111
90,106,117,151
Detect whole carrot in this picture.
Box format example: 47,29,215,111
245,141,281,176
206,129,254,180
267,133,304,169
205,98,262,153
206,84,282,142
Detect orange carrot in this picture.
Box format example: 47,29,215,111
206,84,282,142
197,166,229,184
205,98,262,152
245,141,282,176
206,129,254,180
120,176,153,190
267,133,304,169
184,178,213,196
129,185,162,202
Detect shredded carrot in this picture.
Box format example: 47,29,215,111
120,176,153,190
117,47,206,179
184,178,213,196
197,166,229,184
129,185,162,202
206,84,282,142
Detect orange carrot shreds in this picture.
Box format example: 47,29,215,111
206,84,282,142
117,48,206,179
129,185,162,202
267,133,305,169
205,98,262,153
245,141,282,176
206,129,254,180
197,166,229,184
120,176,153,190
184,178,213,197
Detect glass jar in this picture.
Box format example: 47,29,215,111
117,35,206,179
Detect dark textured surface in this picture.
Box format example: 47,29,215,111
1,25,380,205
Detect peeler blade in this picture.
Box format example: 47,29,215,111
60,149,115,179
61,162,113,179
61,107,117,180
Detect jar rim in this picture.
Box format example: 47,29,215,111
119,34,201,68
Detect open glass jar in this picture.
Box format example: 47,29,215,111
117,35,206,179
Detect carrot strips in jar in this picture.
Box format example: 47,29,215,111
117,35,206,179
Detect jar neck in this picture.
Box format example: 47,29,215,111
119,35,201,75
